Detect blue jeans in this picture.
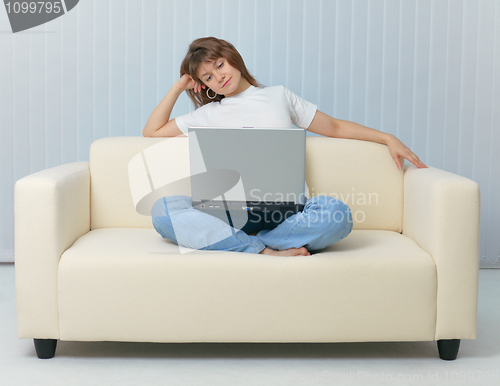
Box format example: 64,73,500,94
151,195,353,253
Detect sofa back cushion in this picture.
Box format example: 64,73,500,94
90,137,186,230
89,136,403,232
305,137,403,232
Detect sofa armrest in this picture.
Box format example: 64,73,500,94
402,165,480,340
15,162,90,339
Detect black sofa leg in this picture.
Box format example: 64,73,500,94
437,339,460,360
34,339,57,359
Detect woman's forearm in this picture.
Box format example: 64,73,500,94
308,111,392,144
308,110,427,169
142,86,183,137
333,119,393,145
308,111,426,169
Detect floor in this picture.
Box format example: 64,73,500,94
1,263,499,386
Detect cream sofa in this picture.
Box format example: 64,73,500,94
15,136,480,360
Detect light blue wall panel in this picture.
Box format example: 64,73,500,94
487,1,500,270
397,0,416,146
205,0,223,42
286,0,304,97
254,0,272,86
60,6,78,164
458,0,478,181
141,0,158,137
426,0,447,169
0,32,14,262
45,24,62,169
29,29,46,173
365,0,384,131
474,0,496,262
124,0,142,137
236,0,256,77
171,0,191,119
94,0,111,140
381,0,400,137
334,0,352,121
411,0,431,164
350,0,368,126
318,0,335,119
109,0,126,137
156,0,174,103
221,0,239,40
302,0,320,106
76,0,93,160
13,35,30,183
270,0,287,88
442,0,463,175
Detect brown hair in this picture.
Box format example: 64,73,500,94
180,37,260,109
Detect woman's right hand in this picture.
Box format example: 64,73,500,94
144,75,200,137
175,74,205,93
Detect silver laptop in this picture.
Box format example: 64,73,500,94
188,127,306,230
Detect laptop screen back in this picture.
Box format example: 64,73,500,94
188,127,306,207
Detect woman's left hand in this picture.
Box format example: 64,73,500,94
386,134,428,170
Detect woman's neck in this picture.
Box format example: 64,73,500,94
226,78,252,97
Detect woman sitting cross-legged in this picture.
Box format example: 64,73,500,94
143,37,427,256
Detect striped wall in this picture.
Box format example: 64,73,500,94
0,0,499,266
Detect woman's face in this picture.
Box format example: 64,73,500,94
197,58,243,97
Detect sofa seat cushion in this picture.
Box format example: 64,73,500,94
58,229,436,343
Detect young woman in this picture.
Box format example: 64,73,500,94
143,37,427,256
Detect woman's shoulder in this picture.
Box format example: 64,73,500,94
196,100,220,111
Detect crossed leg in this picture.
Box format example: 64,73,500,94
151,195,352,255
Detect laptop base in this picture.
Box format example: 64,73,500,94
192,200,305,233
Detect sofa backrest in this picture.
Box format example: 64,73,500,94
89,136,403,232
304,137,403,232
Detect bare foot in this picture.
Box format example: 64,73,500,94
259,247,310,256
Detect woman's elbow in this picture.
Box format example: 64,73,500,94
142,124,156,137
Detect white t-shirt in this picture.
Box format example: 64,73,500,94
175,85,318,134
175,85,317,200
